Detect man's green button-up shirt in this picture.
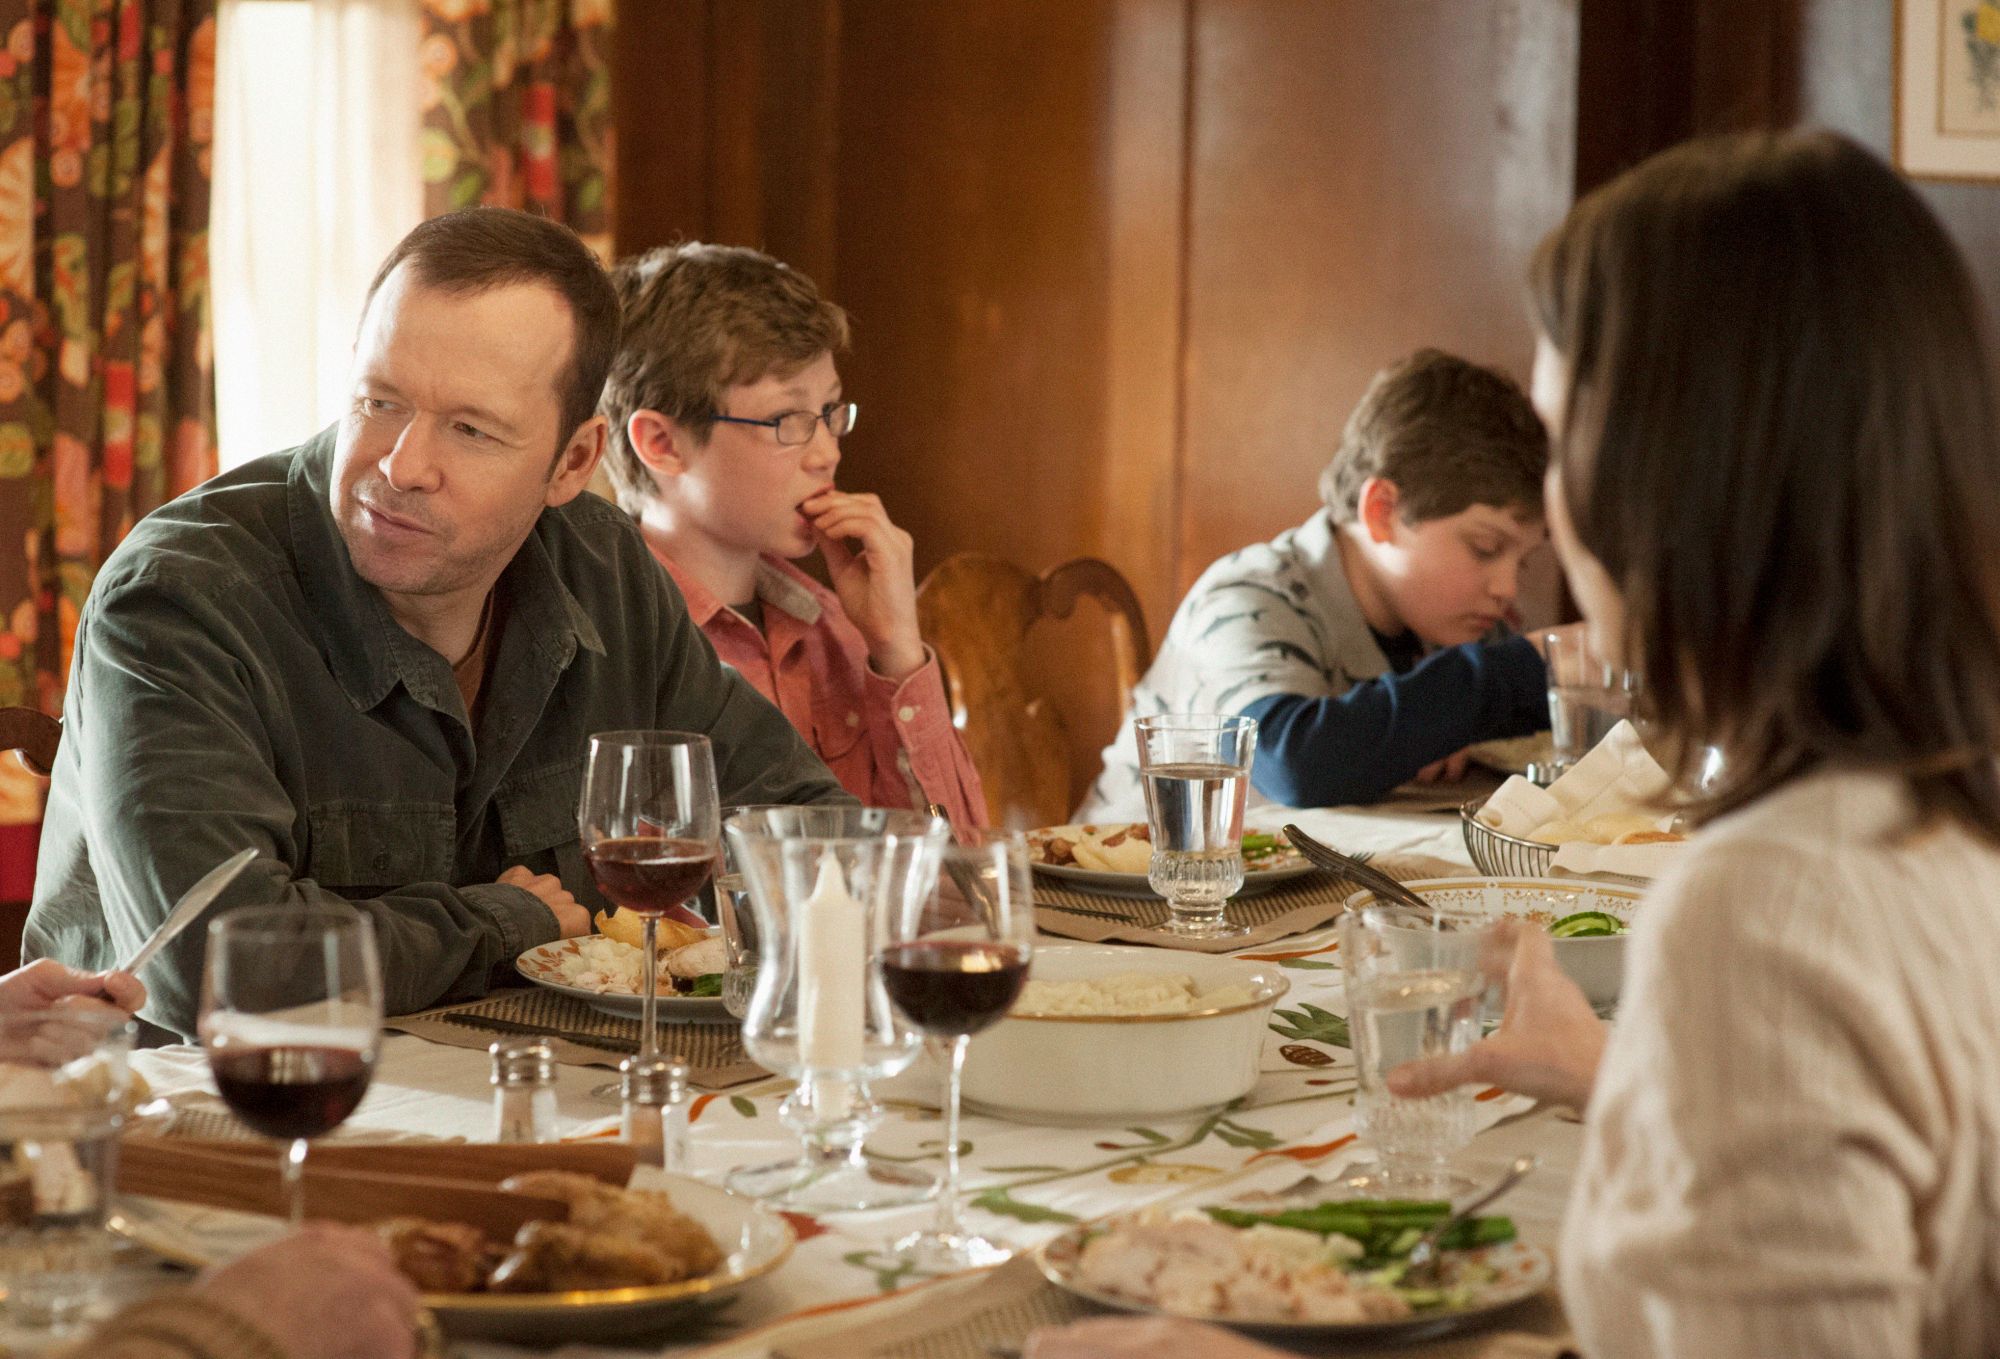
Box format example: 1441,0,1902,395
25,429,850,1039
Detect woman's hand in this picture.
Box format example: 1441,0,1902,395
1026,1316,1289,1359
195,1225,423,1359
1387,919,1607,1112
0,959,145,1017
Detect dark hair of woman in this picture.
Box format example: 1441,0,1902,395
1530,129,2000,838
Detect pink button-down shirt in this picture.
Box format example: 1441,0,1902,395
654,551,987,830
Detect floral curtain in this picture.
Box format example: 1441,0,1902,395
0,0,217,833
419,0,612,257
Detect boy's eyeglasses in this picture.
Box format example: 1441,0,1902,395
709,401,859,446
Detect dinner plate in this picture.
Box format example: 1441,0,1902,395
1026,825,1317,900
111,1172,795,1344
514,940,732,1021
1030,859,1316,899
1033,1226,1552,1342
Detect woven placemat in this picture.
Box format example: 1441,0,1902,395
782,1254,1575,1359
386,987,765,1088
1033,851,1469,952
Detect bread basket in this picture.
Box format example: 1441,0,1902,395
1458,799,1556,877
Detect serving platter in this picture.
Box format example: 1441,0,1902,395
112,1171,795,1344
1034,1225,1551,1343
515,939,731,1021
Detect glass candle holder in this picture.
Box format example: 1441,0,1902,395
722,806,949,1212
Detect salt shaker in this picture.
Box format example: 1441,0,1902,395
489,1039,558,1144
620,1054,691,1171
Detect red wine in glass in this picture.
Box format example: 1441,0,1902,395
210,1044,375,1141
586,835,715,928
880,940,1028,1038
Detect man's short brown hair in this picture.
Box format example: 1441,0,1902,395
599,243,850,514
364,207,620,449
1317,349,1547,525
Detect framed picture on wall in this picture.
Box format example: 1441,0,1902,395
1897,0,2000,180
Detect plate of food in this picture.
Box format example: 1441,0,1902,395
113,1167,795,1344
1025,823,1315,899
1034,1195,1550,1341
515,912,731,1020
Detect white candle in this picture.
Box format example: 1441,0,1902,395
796,853,866,1070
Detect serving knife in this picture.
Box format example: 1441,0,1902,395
116,847,259,977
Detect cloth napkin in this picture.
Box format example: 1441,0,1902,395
1476,720,1680,879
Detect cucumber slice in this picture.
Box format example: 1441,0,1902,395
1548,910,1625,938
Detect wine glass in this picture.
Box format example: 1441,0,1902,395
199,907,383,1225
884,830,1034,1270
1134,714,1259,938
579,731,720,1092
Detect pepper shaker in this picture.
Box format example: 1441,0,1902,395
620,1054,691,1170
489,1039,558,1144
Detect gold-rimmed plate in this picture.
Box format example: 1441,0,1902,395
1033,1222,1551,1342
111,1171,795,1343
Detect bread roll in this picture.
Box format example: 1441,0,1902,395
593,909,707,953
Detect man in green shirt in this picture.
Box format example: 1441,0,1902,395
24,209,850,1040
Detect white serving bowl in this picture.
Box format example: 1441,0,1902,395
954,944,1289,1125
1341,877,1643,1011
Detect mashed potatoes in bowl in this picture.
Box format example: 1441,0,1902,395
954,945,1288,1125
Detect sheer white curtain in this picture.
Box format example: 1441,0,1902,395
211,0,424,470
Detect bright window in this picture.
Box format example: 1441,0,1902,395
210,0,424,469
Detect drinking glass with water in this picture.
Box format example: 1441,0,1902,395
1542,626,1639,778
0,1009,134,1339
1134,714,1259,939
1338,903,1500,1197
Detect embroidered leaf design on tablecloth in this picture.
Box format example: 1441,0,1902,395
1271,1003,1350,1048
972,1188,1079,1224
1280,1043,1336,1067
730,1095,757,1118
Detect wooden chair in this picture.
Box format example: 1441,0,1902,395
916,554,1152,829
0,707,59,777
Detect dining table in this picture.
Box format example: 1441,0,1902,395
116,796,1584,1359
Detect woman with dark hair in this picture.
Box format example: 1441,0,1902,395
1028,129,2000,1358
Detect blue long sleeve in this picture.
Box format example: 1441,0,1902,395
1240,635,1548,807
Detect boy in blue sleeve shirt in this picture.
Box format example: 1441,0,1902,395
1082,349,1550,817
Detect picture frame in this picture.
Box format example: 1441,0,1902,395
1896,0,2000,181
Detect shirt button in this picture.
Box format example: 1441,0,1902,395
373,850,390,871
846,712,860,727
897,705,917,722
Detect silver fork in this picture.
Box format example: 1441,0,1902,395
1403,1154,1537,1286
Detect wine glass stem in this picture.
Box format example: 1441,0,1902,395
284,1137,308,1226
933,1034,971,1240
641,916,659,1065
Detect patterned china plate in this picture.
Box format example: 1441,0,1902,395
515,938,732,1021
1034,1226,1552,1341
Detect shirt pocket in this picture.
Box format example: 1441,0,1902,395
305,801,455,893
493,756,588,898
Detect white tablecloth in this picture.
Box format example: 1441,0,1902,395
125,803,1571,1358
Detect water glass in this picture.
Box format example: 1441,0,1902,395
0,1009,132,1335
1338,903,1498,1196
1134,714,1259,938
719,805,793,1021
1542,627,1638,777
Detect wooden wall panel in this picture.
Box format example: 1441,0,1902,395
1176,0,1577,599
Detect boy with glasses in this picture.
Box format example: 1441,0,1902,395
1082,349,1551,817
600,244,985,828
